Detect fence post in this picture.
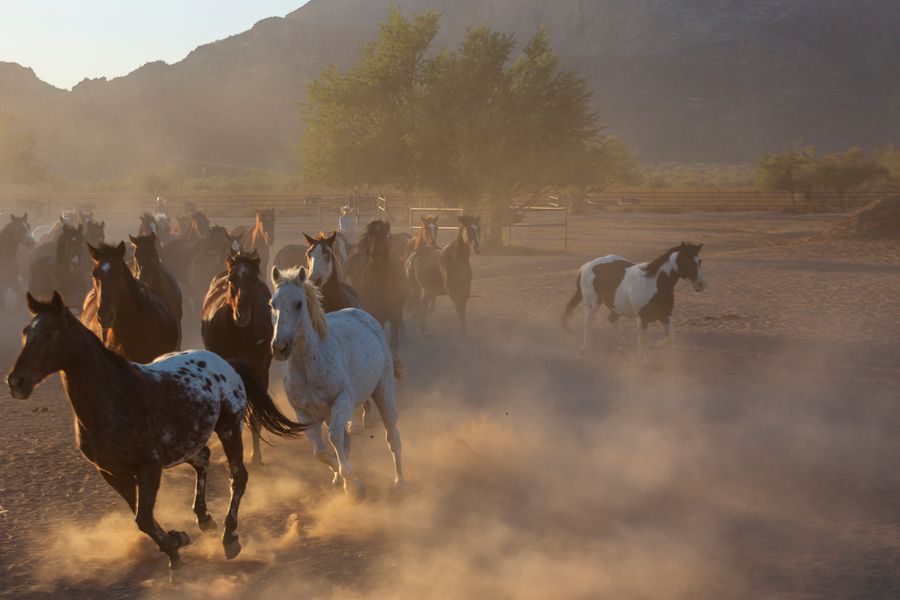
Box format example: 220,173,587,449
564,206,568,254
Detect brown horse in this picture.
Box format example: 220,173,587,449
8,291,310,569
81,242,179,363
130,232,183,335
139,212,172,247
304,232,361,313
189,226,239,309
401,215,440,264
232,209,275,273
159,211,212,283
29,223,89,306
343,220,407,352
201,249,272,465
0,214,34,301
405,215,481,334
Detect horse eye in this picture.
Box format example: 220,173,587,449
295,301,303,310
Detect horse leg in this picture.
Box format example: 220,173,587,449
372,379,404,490
449,290,468,335
409,278,426,334
248,417,263,466
185,446,217,532
216,418,248,560
328,395,364,502
637,318,651,367
99,470,136,513
580,303,599,355
135,463,190,569
305,418,340,487
361,400,377,429
609,313,626,353
654,317,675,349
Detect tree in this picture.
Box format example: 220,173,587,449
300,11,627,246
755,147,817,210
876,145,900,192
813,148,885,210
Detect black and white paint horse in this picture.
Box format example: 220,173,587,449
562,242,707,365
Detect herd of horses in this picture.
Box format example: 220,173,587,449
0,205,706,570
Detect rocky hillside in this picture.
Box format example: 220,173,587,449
2,0,898,178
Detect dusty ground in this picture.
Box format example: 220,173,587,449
1,210,899,599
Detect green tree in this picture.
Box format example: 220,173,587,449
755,147,817,210
813,147,885,210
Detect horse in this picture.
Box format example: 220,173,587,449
139,212,172,247
405,215,481,335
159,211,212,281
343,220,407,352
0,213,35,304
130,232,183,329
28,223,89,305
561,242,707,365
32,210,77,244
270,266,405,501
189,226,239,309
82,217,106,248
81,242,180,363
7,291,311,569
231,209,275,273
400,215,439,264
304,232,361,313
201,249,272,466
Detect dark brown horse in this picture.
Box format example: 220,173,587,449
201,249,272,465
189,226,239,309
343,221,407,352
130,232,183,333
0,213,34,304
304,232,361,313
232,209,275,273
81,242,179,363
8,291,310,569
28,223,89,305
401,215,440,264
159,211,211,282
405,215,481,334
82,218,106,247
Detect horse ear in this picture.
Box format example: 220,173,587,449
421,215,428,224
128,234,139,245
116,241,126,257
298,267,308,282
50,291,65,312
23,212,27,221
9,213,15,222
26,292,41,315
271,266,282,285
252,254,261,269
86,243,100,261
77,224,83,234
326,231,337,244
303,233,316,246
697,243,704,252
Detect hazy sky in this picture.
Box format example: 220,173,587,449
0,0,309,90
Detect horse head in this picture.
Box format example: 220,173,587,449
56,224,84,274
420,215,439,247
675,242,706,292
8,212,35,249
129,232,159,277
270,266,327,359
190,212,211,240
256,209,276,246
8,291,71,399
304,231,337,286
87,241,130,329
362,220,392,264
83,219,106,247
458,215,481,254
225,249,261,328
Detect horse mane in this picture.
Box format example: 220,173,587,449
641,246,680,277
275,267,328,341
92,243,152,309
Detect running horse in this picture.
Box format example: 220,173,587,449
201,249,272,465
343,221,407,352
81,242,180,362
28,223,89,305
400,215,440,263
304,232,361,313
130,232,183,331
232,209,275,273
7,291,311,569
405,215,481,335
0,213,35,305
562,242,707,365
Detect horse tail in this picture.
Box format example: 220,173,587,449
561,270,583,333
228,360,312,439
392,353,406,381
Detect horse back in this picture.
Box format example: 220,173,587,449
590,258,633,309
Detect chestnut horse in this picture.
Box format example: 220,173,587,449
81,242,179,363
201,249,272,465
232,209,275,273
8,291,310,569
304,232,361,313
343,221,407,352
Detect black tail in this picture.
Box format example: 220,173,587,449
561,271,583,333
228,360,312,440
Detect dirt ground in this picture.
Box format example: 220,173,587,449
1,210,900,599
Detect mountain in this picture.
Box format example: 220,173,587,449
2,0,899,179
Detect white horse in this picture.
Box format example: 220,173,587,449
270,266,405,501
562,242,707,365
31,209,77,244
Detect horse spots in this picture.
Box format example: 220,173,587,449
197,360,207,368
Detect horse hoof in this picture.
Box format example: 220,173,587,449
167,552,183,571
346,480,366,504
223,535,242,560
168,530,191,549
393,479,407,492
332,472,343,488
199,515,218,533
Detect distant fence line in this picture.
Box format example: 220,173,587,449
0,189,890,224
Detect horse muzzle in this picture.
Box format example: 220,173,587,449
271,341,292,360
692,279,707,292
234,309,252,328
7,373,34,399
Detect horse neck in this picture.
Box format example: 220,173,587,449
446,229,470,263
136,254,162,283
289,302,328,367
113,268,147,316
59,321,129,431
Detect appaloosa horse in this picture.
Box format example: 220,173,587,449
131,232,183,327
28,223,89,305
232,209,275,273
0,213,35,304
305,232,361,313
343,221,407,352
562,242,707,365
81,242,180,362
8,291,311,569
201,249,272,465
271,267,405,501
405,215,481,335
